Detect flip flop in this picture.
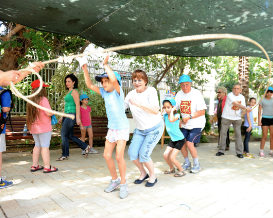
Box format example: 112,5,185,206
30,165,44,172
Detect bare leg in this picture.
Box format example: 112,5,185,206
170,149,183,172
181,144,188,158
32,146,41,166
103,140,118,180
269,126,273,150
186,141,198,158
133,159,147,179
115,140,127,184
260,126,269,150
87,127,93,148
163,146,174,170
80,128,87,143
143,160,156,183
41,147,50,169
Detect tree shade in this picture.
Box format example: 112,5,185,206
1,0,273,59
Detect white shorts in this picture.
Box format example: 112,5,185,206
106,129,129,143
0,134,6,152
32,131,52,148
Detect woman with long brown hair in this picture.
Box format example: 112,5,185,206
26,80,57,173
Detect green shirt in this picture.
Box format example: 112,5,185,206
64,90,76,113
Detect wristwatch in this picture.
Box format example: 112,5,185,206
190,115,192,119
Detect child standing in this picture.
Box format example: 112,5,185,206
77,55,129,199
243,97,256,157
162,98,186,177
80,94,98,154
26,80,58,173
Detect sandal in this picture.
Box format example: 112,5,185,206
43,166,58,173
30,165,44,172
56,156,68,161
164,168,176,174
174,171,186,177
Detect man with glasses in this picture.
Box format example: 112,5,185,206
216,87,230,151
216,83,251,158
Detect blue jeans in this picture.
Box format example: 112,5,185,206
61,116,88,157
243,126,251,153
128,121,164,162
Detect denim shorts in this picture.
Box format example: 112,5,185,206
83,125,92,129
128,120,164,162
32,131,52,147
180,128,202,143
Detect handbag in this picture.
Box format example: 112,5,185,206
51,115,58,125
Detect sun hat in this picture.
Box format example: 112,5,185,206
95,71,121,85
80,94,89,101
179,74,192,84
31,79,49,89
163,98,176,106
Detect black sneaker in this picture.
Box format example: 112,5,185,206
216,152,224,156
237,154,244,158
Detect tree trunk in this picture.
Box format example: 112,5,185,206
238,56,249,103
0,24,30,71
152,56,180,88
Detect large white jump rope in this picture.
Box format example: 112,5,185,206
9,34,272,119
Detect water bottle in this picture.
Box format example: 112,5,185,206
23,124,28,136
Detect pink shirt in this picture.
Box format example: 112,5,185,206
30,97,52,134
80,106,91,126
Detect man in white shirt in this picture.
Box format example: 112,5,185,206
216,83,251,158
175,75,207,173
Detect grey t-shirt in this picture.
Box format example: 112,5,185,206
260,98,273,117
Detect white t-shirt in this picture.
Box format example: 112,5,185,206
124,87,162,130
222,92,246,120
175,88,207,129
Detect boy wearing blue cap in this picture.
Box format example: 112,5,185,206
78,55,129,199
175,74,207,173
162,98,186,177
79,94,98,154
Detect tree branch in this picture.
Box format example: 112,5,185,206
0,24,25,41
153,56,180,87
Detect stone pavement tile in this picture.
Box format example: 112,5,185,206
0,200,28,218
27,210,48,218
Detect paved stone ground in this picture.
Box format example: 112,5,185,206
0,142,273,218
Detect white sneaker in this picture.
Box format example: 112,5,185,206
88,147,98,154
104,178,120,193
119,183,128,199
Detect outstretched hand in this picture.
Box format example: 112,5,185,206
103,55,110,65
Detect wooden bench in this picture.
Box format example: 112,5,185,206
73,117,108,139
6,116,33,140
160,128,170,148
5,116,108,143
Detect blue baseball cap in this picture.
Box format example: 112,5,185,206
179,74,192,84
95,71,121,85
80,94,89,101
267,86,273,91
163,98,176,106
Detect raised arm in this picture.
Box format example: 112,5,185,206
82,64,101,95
103,55,120,94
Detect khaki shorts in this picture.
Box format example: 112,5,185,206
0,134,6,152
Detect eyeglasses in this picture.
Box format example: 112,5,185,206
267,90,273,93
